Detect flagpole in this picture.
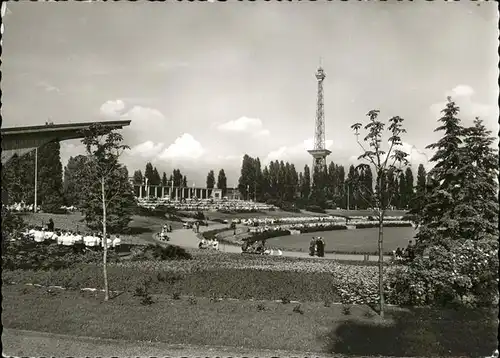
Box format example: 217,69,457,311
34,147,38,213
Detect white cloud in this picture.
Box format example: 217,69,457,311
447,84,475,98
431,85,496,121
129,141,164,159
159,133,205,160
100,99,126,117
217,116,270,137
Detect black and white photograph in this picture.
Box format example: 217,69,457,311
1,1,498,357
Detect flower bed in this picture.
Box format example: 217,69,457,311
2,252,399,305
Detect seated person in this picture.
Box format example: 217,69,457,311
34,228,45,243
73,231,84,244
113,235,121,248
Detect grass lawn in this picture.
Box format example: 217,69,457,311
3,284,496,357
267,227,417,254
19,212,183,245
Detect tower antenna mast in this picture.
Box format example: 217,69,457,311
308,63,331,177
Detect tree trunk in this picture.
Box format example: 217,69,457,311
101,177,109,301
378,211,385,318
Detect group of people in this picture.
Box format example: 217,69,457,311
241,239,283,256
309,237,326,257
198,237,219,250
393,240,416,262
20,218,122,249
137,197,275,212
159,224,173,241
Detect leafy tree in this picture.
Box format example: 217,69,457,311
151,167,161,186
217,169,227,196
206,170,215,189
172,169,183,187
80,123,135,301
36,141,65,213
238,155,255,200
351,110,409,318
394,101,499,308
144,162,154,185
416,164,427,194
412,98,468,252
301,165,311,200
161,172,168,187
182,175,187,187
132,170,143,186
63,155,89,206
403,167,414,209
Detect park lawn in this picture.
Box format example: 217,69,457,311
19,212,183,245
267,226,416,254
3,284,496,357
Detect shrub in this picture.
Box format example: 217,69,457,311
188,297,197,305
131,244,192,261
305,205,326,214
300,225,347,234
172,292,181,300
387,239,499,308
246,230,291,244
257,303,266,311
293,304,304,314
1,237,118,271
134,278,154,305
355,222,412,229
281,296,291,304
342,304,352,315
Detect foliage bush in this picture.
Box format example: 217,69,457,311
305,205,327,214
201,228,228,241
246,230,291,243
2,237,119,271
131,244,192,261
299,225,347,234
386,238,499,308
355,222,412,229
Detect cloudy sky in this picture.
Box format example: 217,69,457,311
2,1,498,187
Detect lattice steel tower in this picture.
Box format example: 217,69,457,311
308,65,331,176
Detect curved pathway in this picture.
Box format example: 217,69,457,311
163,225,391,262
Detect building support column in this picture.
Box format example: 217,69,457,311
139,185,142,199
175,188,179,201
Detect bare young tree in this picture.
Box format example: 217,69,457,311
351,110,409,318
81,124,131,301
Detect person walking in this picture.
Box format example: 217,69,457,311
317,237,325,257
309,237,317,257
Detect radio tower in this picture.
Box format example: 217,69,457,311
308,65,331,176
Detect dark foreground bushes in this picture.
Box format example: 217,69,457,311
130,244,192,261
2,238,191,271
1,238,117,271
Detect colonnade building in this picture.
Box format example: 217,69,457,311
129,179,241,201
